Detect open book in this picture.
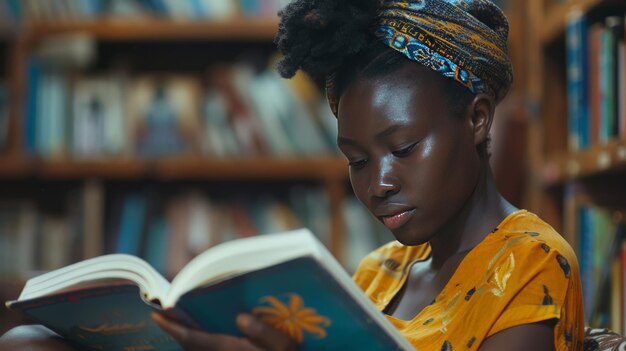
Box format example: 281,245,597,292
6,229,413,351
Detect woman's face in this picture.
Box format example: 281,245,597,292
337,64,482,245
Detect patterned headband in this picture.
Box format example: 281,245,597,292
327,0,513,116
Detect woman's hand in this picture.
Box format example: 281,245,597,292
152,312,298,351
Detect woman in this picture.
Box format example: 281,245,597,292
0,0,584,350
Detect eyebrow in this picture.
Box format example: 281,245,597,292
376,124,402,139
337,124,404,147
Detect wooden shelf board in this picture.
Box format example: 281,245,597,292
0,26,17,41
24,18,279,41
541,139,626,185
0,157,32,177
540,0,624,44
0,156,349,181
36,159,152,179
156,156,348,181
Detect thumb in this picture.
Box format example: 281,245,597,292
236,314,298,351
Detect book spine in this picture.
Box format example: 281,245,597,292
578,205,593,317
566,11,588,151
622,240,626,336
588,24,603,146
604,16,624,140
617,40,626,139
24,58,40,154
115,194,147,256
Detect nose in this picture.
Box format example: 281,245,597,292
369,157,400,198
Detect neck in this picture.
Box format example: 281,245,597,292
428,163,516,269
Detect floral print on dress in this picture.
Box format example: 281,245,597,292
352,210,584,351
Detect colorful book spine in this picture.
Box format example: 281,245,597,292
617,36,626,139
604,16,624,140
599,20,616,143
116,194,148,256
588,23,603,146
24,58,41,154
566,10,589,151
578,205,593,317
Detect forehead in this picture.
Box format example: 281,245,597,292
336,66,448,136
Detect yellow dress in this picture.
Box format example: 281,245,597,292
353,210,584,350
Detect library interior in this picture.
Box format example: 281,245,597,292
0,0,624,346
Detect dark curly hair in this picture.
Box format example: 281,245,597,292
274,0,476,116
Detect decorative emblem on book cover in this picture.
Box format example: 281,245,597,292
252,294,331,343
78,321,146,335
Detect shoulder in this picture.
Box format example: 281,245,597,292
472,210,580,320
490,210,578,279
479,211,584,344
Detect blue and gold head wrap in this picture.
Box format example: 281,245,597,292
327,0,513,116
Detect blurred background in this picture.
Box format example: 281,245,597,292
0,0,624,336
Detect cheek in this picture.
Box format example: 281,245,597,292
349,170,369,205
435,134,481,205
411,132,479,204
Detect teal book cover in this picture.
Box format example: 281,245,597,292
10,284,181,351
7,229,412,350
174,257,408,351
9,257,410,351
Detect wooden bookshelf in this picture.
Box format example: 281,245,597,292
526,0,626,328
0,27,16,41
0,157,349,181
23,18,279,41
539,0,622,43
0,3,364,336
0,9,359,258
526,0,626,230
156,156,348,181
0,157,31,177
541,140,626,185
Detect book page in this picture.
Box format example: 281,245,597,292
12,254,171,303
165,229,321,307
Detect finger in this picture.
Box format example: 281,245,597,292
152,312,262,351
237,314,298,351
152,313,217,350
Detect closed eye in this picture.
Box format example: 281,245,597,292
392,142,418,157
348,159,368,168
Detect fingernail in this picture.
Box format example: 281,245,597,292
151,312,162,323
236,313,251,329
238,313,263,334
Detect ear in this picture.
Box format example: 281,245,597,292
469,94,496,146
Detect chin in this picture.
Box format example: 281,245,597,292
390,227,432,247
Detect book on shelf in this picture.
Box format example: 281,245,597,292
22,58,336,159
6,229,413,351
0,80,7,151
71,76,126,158
566,10,626,151
567,187,626,328
128,74,200,157
600,16,622,142
588,22,602,147
566,9,589,151
587,211,625,328
0,202,37,278
0,0,20,27
615,15,626,138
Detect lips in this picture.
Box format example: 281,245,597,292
379,208,415,230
